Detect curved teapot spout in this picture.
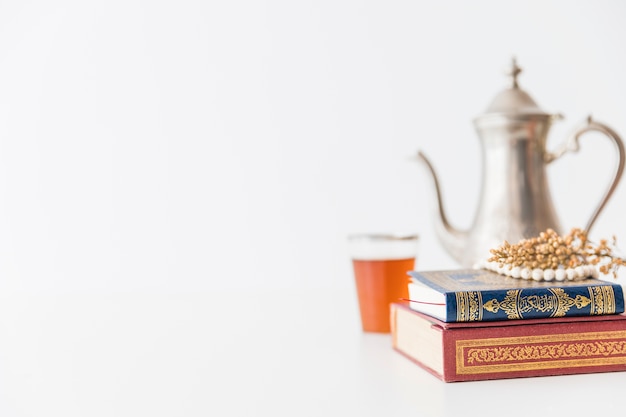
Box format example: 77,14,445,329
416,151,470,265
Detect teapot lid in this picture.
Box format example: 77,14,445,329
480,58,550,118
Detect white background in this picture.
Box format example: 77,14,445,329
1,0,626,294
2,2,626,416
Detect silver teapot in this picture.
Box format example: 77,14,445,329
418,59,625,267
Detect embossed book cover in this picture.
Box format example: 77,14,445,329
408,269,624,322
391,302,626,382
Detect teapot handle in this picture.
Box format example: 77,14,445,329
545,115,625,233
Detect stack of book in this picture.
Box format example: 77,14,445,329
390,269,626,382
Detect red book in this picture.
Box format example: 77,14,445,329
391,302,626,382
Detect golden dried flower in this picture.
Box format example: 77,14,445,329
487,228,626,278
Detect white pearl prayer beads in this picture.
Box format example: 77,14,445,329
479,260,595,281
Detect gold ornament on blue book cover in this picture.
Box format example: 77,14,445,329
407,269,624,323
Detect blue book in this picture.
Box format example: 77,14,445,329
407,269,625,322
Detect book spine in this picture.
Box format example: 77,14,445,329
445,284,624,322
441,313,626,382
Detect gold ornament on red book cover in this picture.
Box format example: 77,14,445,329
481,228,626,281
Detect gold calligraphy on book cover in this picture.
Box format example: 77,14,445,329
455,285,617,321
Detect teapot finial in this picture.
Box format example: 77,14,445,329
506,57,522,89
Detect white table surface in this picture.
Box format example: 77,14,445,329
0,289,623,417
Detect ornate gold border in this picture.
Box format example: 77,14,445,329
456,331,626,375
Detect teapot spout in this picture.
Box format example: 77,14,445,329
416,151,470,265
